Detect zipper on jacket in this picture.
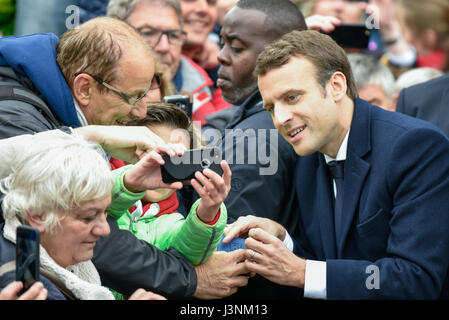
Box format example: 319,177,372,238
199,227,216,265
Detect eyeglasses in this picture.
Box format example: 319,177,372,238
81,73,162,107
136,26,187,47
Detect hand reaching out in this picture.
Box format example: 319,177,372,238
192,160,232,223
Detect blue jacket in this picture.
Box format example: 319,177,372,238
0,33,80,128
293,98,449,299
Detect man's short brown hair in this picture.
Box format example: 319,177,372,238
56,16,153,92
255,30,358,100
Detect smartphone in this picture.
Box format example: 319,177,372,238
16,225,40,294
161,147,223,184
326,23,371,49
163,94,193,119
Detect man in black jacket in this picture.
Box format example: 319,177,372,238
186,0,308,299
0,16,249,299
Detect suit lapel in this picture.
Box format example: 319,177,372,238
337,99,372,256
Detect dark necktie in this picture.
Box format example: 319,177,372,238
328,160,345,241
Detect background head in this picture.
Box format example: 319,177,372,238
108,0,185,80
1,131,113,267
217,0,307,105
57,16,157,125
395,0,449,68
302,0,367,23
347,53,395,111
180,0,218,47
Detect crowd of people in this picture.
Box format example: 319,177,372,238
0,0,449,301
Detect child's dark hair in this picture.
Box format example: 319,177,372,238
127,102,200,148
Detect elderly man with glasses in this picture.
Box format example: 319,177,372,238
107,0,231,126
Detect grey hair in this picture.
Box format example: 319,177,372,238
0,131,114,234
395,67,444,92
347,53,396,100
107,0,183,28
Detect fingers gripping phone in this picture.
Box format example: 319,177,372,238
326,23,371,49
161,147,223,184
163,94,193,119
16,225,40,294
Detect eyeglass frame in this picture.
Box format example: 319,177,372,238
75,72,162,107
136,25,187,47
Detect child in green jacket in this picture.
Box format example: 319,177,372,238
108,103,230,267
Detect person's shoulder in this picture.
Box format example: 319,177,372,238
401,73,449,97
371,104,446,136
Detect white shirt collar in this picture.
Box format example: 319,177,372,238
73,97,89,127
324,128,350,164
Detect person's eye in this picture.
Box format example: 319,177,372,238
140,29,158,38
231,47,243,54
83,215,96,223
286,93,299,103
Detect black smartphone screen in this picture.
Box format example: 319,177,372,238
326,23,371,48
16,225,40,294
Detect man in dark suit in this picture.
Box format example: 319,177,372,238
396,73,449,137
223,30,449,299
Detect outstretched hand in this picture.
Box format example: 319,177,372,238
192,160,232,223
222,215,286,243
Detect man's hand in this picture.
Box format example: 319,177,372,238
123,149,184,192
0,281,48,300
305,15,341,33
74,125,168,164
193,250,250,299
244,228,306,288
222,215,286,243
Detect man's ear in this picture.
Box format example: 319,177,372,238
25,211,46,233
72,73,93,108
328,71,348,102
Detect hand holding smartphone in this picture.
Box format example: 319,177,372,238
325,23,371,48
16,225,40,295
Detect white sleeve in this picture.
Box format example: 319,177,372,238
282,230,294,251
303,260,327,300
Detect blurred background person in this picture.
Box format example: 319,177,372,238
395,0,449,72
180,0,220,85
347,52,395,111
395,0,449,137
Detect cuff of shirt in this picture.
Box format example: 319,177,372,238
283,231,294,251
304,260,327,300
